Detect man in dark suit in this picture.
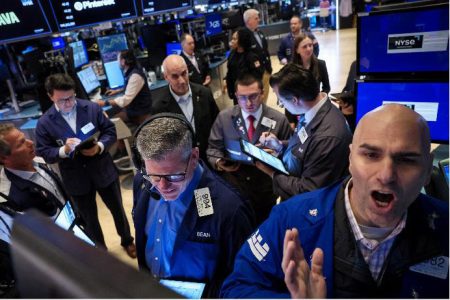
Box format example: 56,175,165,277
35,73,136,258
152,55,219,162
207,74,292,225
243,8,272,103
180,33,211,86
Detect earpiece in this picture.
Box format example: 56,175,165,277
131,112,196,172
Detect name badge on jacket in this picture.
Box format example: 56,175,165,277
81,122,95,134
194,187,214,217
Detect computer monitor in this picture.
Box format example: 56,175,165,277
166,42,182,56
68,40,89,69
11,210,181,298
76,66,101,94
52,37,66,50
357,2,449,77
48,0,137,31
0,0,52,44
205,13,223,37
97,33,128,89
220,9,244,29
355,80,449,144
141,0,192,16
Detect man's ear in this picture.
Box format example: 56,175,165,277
0,154,7,165
424,152,434,186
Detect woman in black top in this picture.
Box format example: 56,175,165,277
286,33,331,126
226,28,264,105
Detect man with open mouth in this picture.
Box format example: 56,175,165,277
222,103,448,298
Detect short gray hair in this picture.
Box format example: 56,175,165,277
0,123,15,157
136,116,193,162
243,9,259,24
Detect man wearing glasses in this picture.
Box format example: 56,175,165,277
133,114,255,297
35,73,137,258
258,63,352,200
207,74,292,225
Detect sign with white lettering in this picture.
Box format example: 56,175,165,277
48,0,137,31
0,0,52,44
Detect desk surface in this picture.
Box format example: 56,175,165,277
0,102,41,122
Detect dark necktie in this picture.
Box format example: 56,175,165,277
247,115,255,141
296,114,306,132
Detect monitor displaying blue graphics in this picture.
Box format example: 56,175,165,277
355,80,449,143
166,42,182,56
97,33,128,89
69,40,89,68
52,37,66,50
357,3,449,76
54,201,95,246
205,13,222,37
77,66,101,94
0,0,52,44
48,0,137,31
159,279,205,299
141,0,192,16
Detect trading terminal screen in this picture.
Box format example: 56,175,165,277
0,0,52,44
355,81,449,143
141,0,192,16
357,3,449,76
69,40,89,68
97,33,128,89
48,0,137,31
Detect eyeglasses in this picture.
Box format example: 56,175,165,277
56,95,76,106
235,92,261,103
142,156,191,183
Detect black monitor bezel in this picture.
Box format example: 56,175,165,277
356,2,449,78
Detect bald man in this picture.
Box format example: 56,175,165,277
152,55,219,161
222,104,449,298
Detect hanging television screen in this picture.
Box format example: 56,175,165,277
48,0,137,31
0,0,52,44
357,3,449,77
141,0,192,16
355,80,449,144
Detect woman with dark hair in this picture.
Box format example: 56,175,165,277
286,33,331,126
225,28,265,105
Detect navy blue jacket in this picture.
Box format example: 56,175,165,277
221,180,449,298
35,99,118,196
133,162,255,298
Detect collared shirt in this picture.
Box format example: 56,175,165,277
145,164,203,278
304,93,328,126
6,162,66,206
0,210,13,244
169,85,195,131
183,51,200,74
253,30,263,48
344,178,407,280
114,73,145,108
241,105,263,133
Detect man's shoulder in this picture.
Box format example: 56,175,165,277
263,105,288,120
190,82,210,94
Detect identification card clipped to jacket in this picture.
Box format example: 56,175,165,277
194,187,214,217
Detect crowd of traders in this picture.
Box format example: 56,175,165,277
0,7,447,299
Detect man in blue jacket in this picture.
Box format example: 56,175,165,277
221,104,449,298
35,74,136,258
132,114,255,297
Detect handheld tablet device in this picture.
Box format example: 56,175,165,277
438,158,449,185
75,131,100,152
159,279,206,299
240,139,289,175
54,202,95,246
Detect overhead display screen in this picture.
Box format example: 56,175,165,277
141,0,192,16
48,0,137,31
0,0,52,44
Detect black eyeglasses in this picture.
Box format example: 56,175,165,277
56,94,76,106
142,156,191,183
235,92,261,103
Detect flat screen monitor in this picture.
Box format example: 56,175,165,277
355,80,449,144
48,0,137,31
97,33,128,89
205,13,222,36
52,37,66,50
0,0,52,44
220,9,243,29
208,0,228,4
141,0,192,16
76,66,101,94
69,40,89,68
357,3,449,77
166,42,182,56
